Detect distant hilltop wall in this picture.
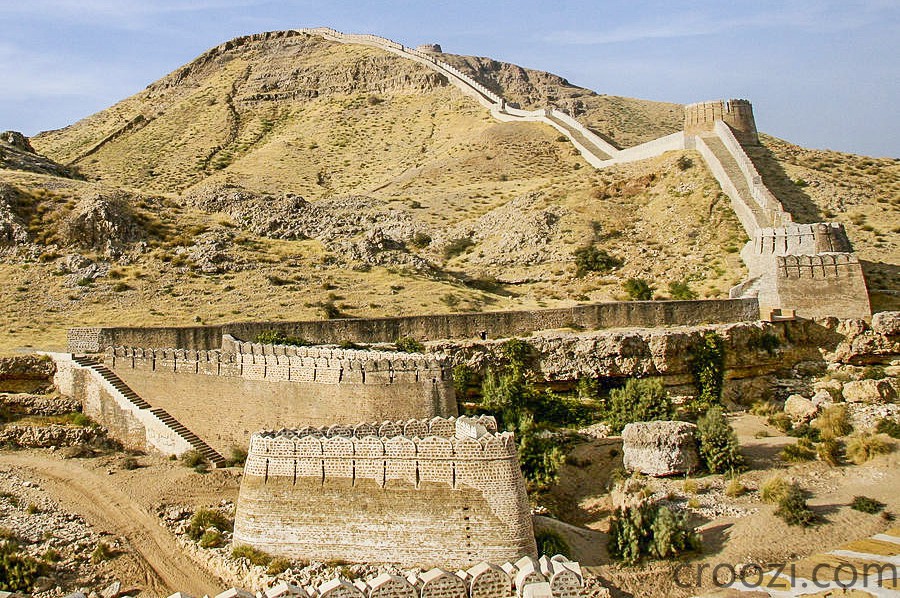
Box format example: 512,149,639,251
684,99,759,144
233,416,537,568
67,298,761,353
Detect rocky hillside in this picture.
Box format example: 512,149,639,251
0,30,894,352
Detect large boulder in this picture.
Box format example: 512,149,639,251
842,379,897,404
622,421,700,477
784,394,819,423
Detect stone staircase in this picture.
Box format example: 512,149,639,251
545,113,613,161
72,355,227,468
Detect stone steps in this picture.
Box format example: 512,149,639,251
546,114,612,161
72,355,227,468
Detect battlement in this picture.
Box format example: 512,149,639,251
684,99,758,144
234,417,536,568
776,253,862,280
105,344,451,385
244,416,516,488
753,223,851,256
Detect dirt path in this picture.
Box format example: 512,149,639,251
5,453,222,597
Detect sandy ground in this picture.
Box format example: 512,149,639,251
3,450,240,596
538,414,900,598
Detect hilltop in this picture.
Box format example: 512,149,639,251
0,29,896,352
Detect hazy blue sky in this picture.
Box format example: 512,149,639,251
1,0,897,157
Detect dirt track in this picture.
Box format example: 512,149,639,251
5,453,222,597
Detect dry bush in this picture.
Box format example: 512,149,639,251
845,433,892,464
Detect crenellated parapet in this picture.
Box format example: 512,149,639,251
173,554,587,598
104,344,451,386
684,99,758,144
234,417,536,568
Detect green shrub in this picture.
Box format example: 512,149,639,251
25,504,39,515
814,404,853,439
232,544,272,567
623,278,654,301
676,155,693,170
187,508,233,541
515,414,565,492
760,476,791,504
181,450,207,472
767,412,793,433
846,433,892,464
774,485,817,527
63,412,92,427
780,438,817,462
452,364,472,399
608,502,699,564
443,237,474,259
319,300,343,319
91,541,115,564
690,332,725,412
604,378,673,434
267,557,291,575
395,337,425,353
573,245,621,276
667,280,697,300
850,495,885,514
534,529,570,558
254,330,308,346
724,477,746,498
817,438,842,466
122,456,140,470
0,542,46,592
697,407,744,473
227,446,248,467
199,529,224,548
875,418,900,439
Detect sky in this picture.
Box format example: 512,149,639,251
0,0,897,157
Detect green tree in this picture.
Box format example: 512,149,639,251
696,407,744,473
604,378,673,434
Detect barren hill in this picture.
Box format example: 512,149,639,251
0,30,896,352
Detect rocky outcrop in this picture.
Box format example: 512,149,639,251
0,393,81,416
0,424,102,448
621,421,700,476
0,183,29,246
0,355,56,391
826,312,900,364
784,394,818,422
183,184,432,269
58,191,143,257
0,131,78,177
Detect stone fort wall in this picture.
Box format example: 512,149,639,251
67,298,760,353
233,417,537,569
99,345,457,455
684,99,759,144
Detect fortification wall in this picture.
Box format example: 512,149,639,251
602,132,686,165
684,99,759,144
68,299,760,353
233,419,536,568
752,223,850,257
47,353,191,455
772,254,871,320
693,135,764,234
102,348,456,455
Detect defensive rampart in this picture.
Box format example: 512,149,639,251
98,344,456,454
684,99,759,144
67,298,760,353
233,416,537,568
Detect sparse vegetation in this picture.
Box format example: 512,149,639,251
603,378,673,434
181,449,208,472
199,529,225,548
814,404,852,439
90,541,115,564
623,278,654,301
850,495,885,514
254,330,308,346
667,280,697,300
696,407,744,473
267,557,292,575
845,433,892,464
232,544,273,567
187,508,233,541
535,529,570,558
774,485,817,527
760,475,791,504
690,332,725,412
608,502,700,564
443,237,474,259
573,245,621,276
395,336,425,353
875,418,900,439
780,437,817,462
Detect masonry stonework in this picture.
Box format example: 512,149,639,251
684,99,759,144
233,417,537,569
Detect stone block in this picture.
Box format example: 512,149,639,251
872,312,900,336
621,421,700,477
